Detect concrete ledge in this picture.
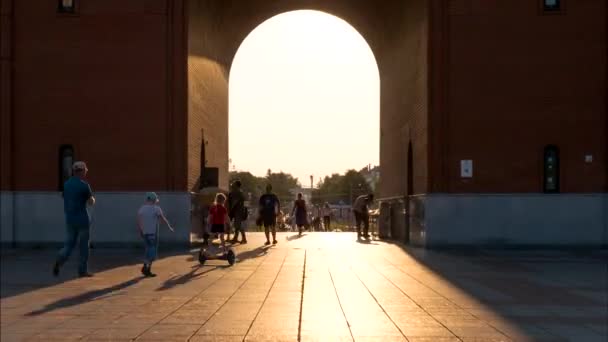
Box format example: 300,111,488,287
0,192,192,246
408,193,608,249
0,192,14,245
1,241,192,251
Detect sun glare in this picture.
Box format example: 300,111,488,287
229,10,380,185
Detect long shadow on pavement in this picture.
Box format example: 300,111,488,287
384,239,608,339
156,264,228,292
0,248,187,299
25,276,145,316
236,245,271,263
286,233,306,241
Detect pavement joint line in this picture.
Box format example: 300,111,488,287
77,310,138,340
184,254,274,341
380,255,512,341
242,251,288,341
297,249,306,342
364,258,463,341
328,262,355,342
349,263,410,341
130,253,264,341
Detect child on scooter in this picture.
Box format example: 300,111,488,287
208,193,230,253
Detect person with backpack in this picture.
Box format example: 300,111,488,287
228,180,248,244
258,184,280,245
291,193,308,236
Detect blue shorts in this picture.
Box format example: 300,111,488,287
143,234,157,263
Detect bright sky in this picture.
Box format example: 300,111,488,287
229,10,379,187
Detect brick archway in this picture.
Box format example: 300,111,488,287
2,1,604,247
186,0,429,200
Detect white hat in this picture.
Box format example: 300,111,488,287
145,192,159,203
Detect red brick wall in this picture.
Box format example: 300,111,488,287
378,0,429,197
2,0,188,191
440,0,606,193
8,1,602,195
0,0,13,191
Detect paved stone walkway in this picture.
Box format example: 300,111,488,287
1,232,607,341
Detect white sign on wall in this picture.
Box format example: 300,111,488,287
460,160,473,178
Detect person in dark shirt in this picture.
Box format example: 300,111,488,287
258,184,280,245
291,193,308,236
53,161,96,277
228,180,247,244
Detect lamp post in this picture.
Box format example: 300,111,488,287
309,175,313,203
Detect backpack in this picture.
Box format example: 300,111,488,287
228,191,242,218
241,206,249,220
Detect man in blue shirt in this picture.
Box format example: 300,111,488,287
53,161,96,277
258,184,280,246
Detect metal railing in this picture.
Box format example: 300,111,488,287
376,195,409,243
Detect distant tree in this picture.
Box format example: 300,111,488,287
265,171,299,202
229,171,264,201
312,170,372,205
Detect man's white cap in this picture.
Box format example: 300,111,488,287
146,192,160,203
72,161,88,172
146,192,159,203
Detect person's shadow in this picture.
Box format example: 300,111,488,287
236,245,271,262
156,264,227,291
356,238,378,245
286,233,306,241
26,276,145,316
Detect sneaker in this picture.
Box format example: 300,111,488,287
240,239,247,244
143,265,157,277
230,238,239,244
264,241,271,246
78,272,94,278
52,262,60,277
272,240,278,245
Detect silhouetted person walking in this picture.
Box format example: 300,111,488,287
353,194,373,239
291,193,308,236
322,202,332,231
228,180,247,244
259,184,280,245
